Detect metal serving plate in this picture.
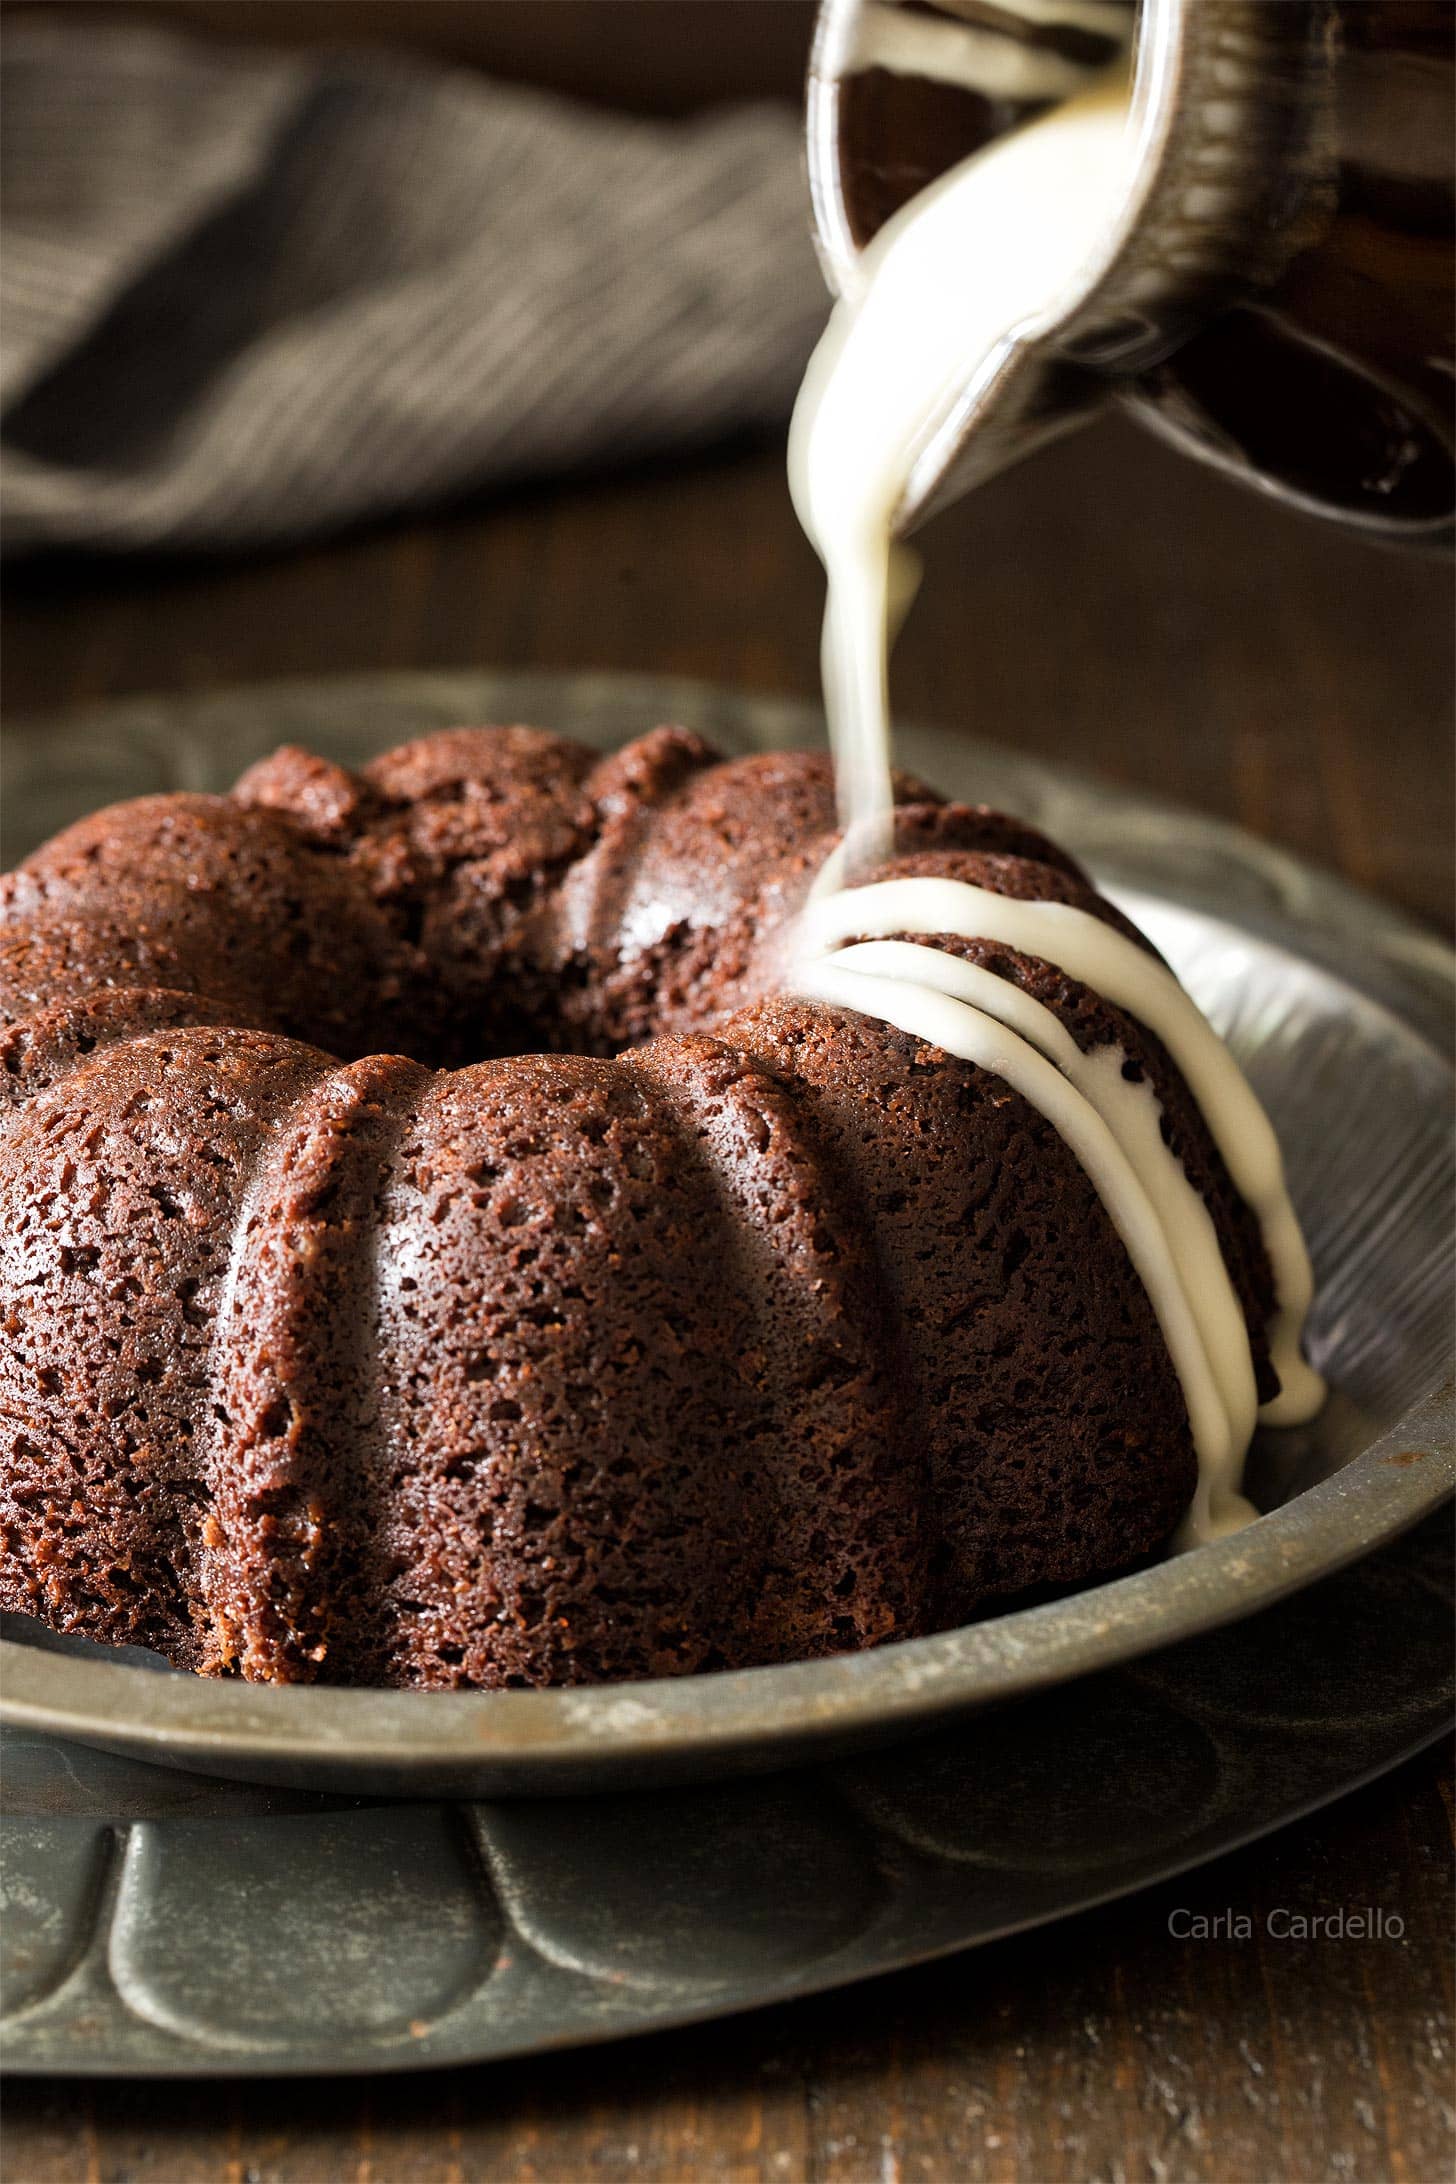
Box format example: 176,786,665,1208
2,1507,1449,2077
2,673,1452,1798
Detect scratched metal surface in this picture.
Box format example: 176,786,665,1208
1,675,1451,2074
2,673,1451,1798
2,1508,1450,2077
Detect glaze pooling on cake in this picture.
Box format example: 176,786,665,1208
0,726,1311,1686
794,940,1258,1539
797,878,1320,1423
792,881,1323,1543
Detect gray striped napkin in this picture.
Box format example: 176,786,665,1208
1,14,826,555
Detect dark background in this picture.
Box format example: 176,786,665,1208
4,0,1450,939
0,0,819,110
2,7,1452,2179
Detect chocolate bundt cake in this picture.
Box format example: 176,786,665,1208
0,726,1320,1688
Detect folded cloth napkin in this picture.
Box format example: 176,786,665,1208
1,14,827,555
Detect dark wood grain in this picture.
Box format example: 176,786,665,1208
6,416,1451,933
1,417,1451,2180
2,1745,1451,2182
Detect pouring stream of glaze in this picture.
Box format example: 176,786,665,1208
787,71,1324,1541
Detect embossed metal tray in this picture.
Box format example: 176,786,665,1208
2,673,1452,1803
2,1506,1449,2077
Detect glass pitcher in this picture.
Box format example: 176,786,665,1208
807,0,1455,545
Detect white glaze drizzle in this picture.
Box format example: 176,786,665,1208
789,63,1322,1538
821,938,1260,1445
792,879,1324,1541
789,73,1137,865
795,945,1251,1539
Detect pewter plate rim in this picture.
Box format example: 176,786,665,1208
3,1391,1449,1791
1,670,1452,1796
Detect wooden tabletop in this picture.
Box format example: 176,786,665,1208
2,416,1452,2181
5,414,1453,935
